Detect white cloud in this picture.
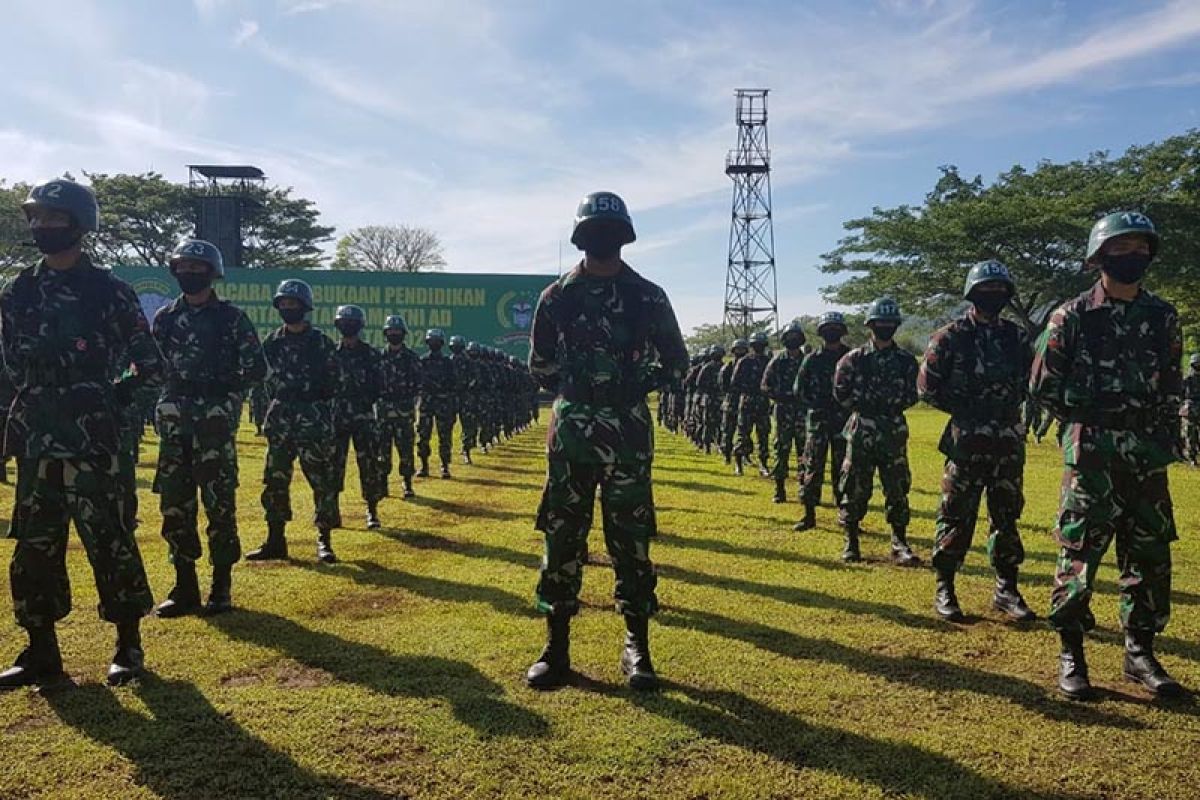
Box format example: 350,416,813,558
233,18,260,45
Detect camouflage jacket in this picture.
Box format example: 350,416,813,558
834,341,918,445
718,359,740,410
683,362,703,395
261,324,339,438
529,261,687,463
153,292,266,401
919,311,1031,463
696,359,723,395
761,350,805,405
1182,370,1200,418
1030,282,1182,469
0,255,161,458
451,351,478,394
796,343,850,421
420,350,455,397
333,339,382,426
730,351,768,396
378,344,422,420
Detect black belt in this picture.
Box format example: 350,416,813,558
560,383,638,407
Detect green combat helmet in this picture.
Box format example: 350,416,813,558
865,297,902,325
425,328,446,343
23,178,100,232
749,331,769,346
1086,211,1159,266
169,238,224,278
710,344,726,359
780,320,806,347
273,279,314,311
335,304,366,323
963,259,1014,299
571,191,636,248
448,335,466,352
816,311,847,334
731,338,750,355
384,314,407,333
467,341,481,355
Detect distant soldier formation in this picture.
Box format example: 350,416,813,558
0,180,1188,702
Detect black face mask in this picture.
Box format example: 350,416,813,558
871,325,897,342
579,229,623,261
176,273,212,295
1100,252,1151,285
750,344,767,355
782,336,804,351
427,342,443,352
972,293,1008,315
32,227,82,255
335,321,363,338
386,333,406,346
279,308,306,325
821,331,843,345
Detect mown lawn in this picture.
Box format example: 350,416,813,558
1,406,1198,799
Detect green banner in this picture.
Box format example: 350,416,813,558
113,266,555,358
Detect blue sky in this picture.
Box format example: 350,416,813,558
2,0,1198,332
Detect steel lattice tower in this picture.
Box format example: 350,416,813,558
723,89,777,339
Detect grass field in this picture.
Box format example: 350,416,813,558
1,406,1198,799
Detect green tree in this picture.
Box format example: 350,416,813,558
331,224,446,272
242,186,335,270
85,171,193,268
0,180,35,277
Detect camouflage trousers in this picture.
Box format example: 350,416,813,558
770,402,804,481
379,412,417,480
799,416,847,507
720,401,739,458
735,395,771,464
262,431,339,529
117,419,141,533
459,396,481,452
1182,416,1200,463
535,458,658,618
418,395,457,465
1049,463,1176,634
931,457,1025,573
155,406,242,567
839,435,911,528
333,417,386,504
700,395,722,447
8,455,153,628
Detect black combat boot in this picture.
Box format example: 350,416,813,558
772,479,786,503
366,501,381,530
316,528,338,564
203,563,233,616
723,451,731,465
890,527,921,567
0,625,64,689
107,619,144,687
156,560,202,618
841,524,862,563
245,521,288,561
416,458,430,478
620,615,659,691
525,610,571,689
1123,629,1184,697
793,503,817,531
462,449,473,465
440,462,452,479
1057,629,1093,700
933,568,965,622
992,567,1036,621
481,442,489,454
733,455,744,477
403,476,415,499
757,458,771,478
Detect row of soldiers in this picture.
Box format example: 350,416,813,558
0,178,536,689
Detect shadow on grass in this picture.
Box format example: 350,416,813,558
405,495,528,522
387,530,538,571
209,609,548,739
467,476,543,492
653,477,756,495
661,607,1145,730
655,532,846,570
46,675,393,799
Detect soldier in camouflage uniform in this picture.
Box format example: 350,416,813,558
1031,211,1184,699
0,364,12,483
151,239,266,618
762,321,807,502
248,382,268,435
378,315,421,499
450,336,480,464
695,345,725,453
1180,354,1200,466
476,346,499,453
919,261,1035,623
682,352,704,447
0,178,160,689
732,332,772,476
793,312,850,531
331,305,385,530
525,191,687,692
719,339,747,463
416,328,456,478
248,279,342,564
834,298,920,566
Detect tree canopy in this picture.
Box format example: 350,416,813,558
331,224,446,272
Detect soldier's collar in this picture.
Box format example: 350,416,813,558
35,252,95,279
1085,280,1145,311
176,289,221,311
561,260,638,287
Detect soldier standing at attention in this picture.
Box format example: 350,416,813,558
919,261,1035,623
0,178,160,688
732,331,772,476
793,312,850,531
152,239,266,618
524,191,687,691
0,363,13,483
1030,212,1184,699
247,280,341,564
695,345,725,455
1180,354,1200,467
833,297,920,566
762,321,807,503
719,339,748,464
449,336,479,464
378,315,421,499
416,328,455,479
331,305,385,530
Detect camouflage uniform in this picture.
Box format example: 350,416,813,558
332,339,386,509
718,354,741,461
378,343,422,487
260,325,341,529
0,366,13,483
153,292,266,567
1180,363,1200,465
1030,281,1181,636
682,357,703,446
762,348,806,491
417,346,457,472
834,342,918,531
452,347,481,458
732,347,771,470
1,255,159,629
248,382,268,434
529,262,687,618
796,342,850,509
695,352,724,451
